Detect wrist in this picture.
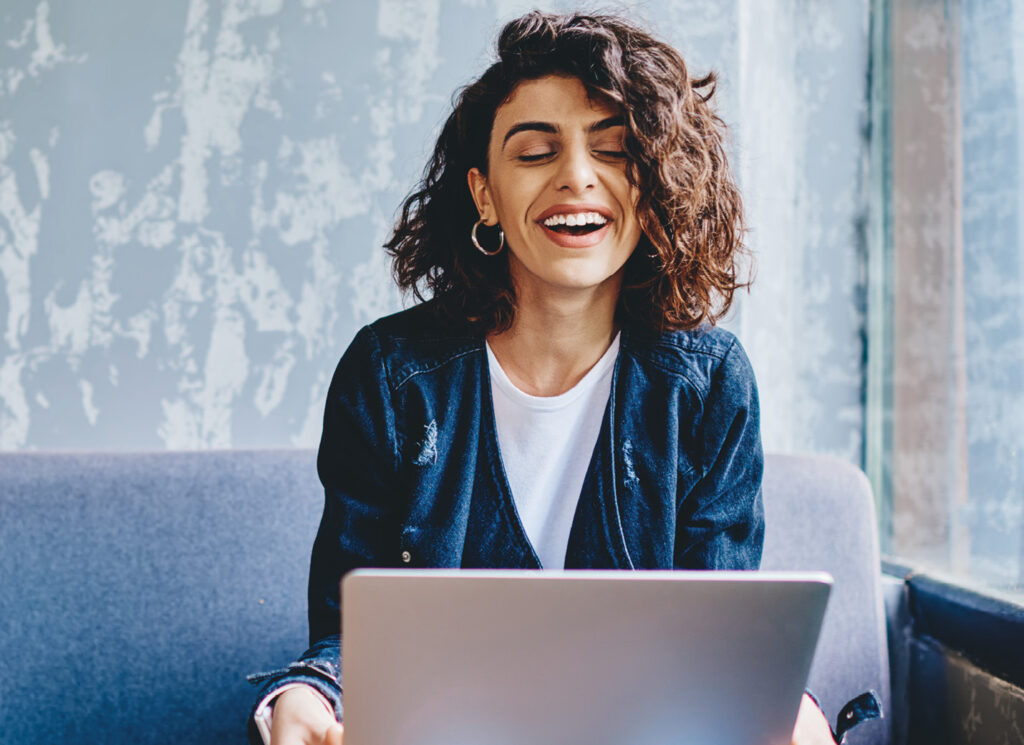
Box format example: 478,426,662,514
279,684,336,719
254,683,336,737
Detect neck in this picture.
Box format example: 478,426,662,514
486,273,621,397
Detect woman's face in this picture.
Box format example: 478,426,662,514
468,75,643,299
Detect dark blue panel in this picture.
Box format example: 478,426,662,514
907,574,1024,689
907,638,950,745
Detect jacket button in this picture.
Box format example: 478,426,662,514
401,550,412,564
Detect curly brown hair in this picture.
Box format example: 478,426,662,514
385,10,749,333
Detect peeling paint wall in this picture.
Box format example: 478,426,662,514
0,0,870,452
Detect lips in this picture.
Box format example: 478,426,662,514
536,203,614,248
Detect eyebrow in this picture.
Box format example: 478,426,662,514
501,115,625,149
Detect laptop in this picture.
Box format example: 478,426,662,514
340,569,831,745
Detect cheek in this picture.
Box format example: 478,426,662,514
627,184,641,214
621,191,642,234
610,175,640,221
488,172,535,224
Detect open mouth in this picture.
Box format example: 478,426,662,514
537,209,613,248
540,211,612,237
545,223,605,236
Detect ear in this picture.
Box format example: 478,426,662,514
467,168,498,226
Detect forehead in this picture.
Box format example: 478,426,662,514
493,75,620,131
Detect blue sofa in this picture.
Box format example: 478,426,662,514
0,450,889,743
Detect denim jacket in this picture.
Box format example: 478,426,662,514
248,301,765,736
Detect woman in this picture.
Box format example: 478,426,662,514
250,10,835,745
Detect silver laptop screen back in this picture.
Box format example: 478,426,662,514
342,569,831,745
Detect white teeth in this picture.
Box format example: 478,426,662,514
542,212,610,227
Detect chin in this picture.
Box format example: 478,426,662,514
540,268,621,293
512,249,629,294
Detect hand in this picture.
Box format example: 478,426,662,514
269,686,344,745
791,693,834,745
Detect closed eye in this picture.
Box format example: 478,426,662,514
518,152,556,162
517,149,625,162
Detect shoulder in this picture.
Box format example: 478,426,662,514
621,324,756,402
362,301,483,390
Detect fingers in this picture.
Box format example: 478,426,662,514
326,722,344,745
270,722,341,745
268,686,342,745
791,693,834,745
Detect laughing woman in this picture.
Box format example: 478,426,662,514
250,10,834,745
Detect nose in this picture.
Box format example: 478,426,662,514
553,141,596,193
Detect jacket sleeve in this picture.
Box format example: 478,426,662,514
247,325,402,736
674,336,764,570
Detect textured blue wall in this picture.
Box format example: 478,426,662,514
0,0,870,453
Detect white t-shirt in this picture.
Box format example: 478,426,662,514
485,333,620,569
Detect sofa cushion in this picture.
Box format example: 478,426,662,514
0,449,322,744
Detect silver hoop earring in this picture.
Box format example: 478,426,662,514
471,217,504,256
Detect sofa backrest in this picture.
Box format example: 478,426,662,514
0,450,322,744
0,450,889,744
762,454,891,745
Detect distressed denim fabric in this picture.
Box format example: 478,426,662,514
248,301,764,731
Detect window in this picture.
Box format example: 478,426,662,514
868,0,1024,596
